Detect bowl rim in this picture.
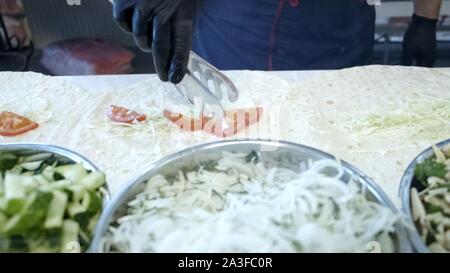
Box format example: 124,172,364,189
398,138,450,253
0,142,110,252
91,139,411,253
0,142,99,172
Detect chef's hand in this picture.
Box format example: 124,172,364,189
401,13,438,67
113,0,196,83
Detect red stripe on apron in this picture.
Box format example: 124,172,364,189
268,0,286,70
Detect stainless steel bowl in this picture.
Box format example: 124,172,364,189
399,138,450,253
0,142,110,252
92,139,411,253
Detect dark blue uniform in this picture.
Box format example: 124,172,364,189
192,0,376,70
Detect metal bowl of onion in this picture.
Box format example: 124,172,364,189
92,139,411,253
399,138,450,253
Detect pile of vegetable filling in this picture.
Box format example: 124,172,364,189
0,151,107,252
411,145,450,253
103,151,401,253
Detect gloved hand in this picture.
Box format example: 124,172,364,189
113,0,196,83
401,13,438,67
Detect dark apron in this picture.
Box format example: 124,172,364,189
192,0,376,70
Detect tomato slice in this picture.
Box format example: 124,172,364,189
107,105,146,124
214,106,263,137
163,110,204,131
164,107,263,138
0,111,39,137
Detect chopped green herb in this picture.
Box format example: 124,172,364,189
245,150,259,163
414,159,446,186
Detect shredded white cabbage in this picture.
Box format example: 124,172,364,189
86,115,169,141
346,96,450,140
102,152,400,253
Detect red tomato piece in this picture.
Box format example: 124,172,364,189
0,111,39,137
218,106,263,137
163,110,204,132
107,105,146,124
164,107,263,138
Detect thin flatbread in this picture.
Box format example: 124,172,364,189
279,65,450,201
0,72,92,142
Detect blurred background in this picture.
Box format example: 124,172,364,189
0,0,449,75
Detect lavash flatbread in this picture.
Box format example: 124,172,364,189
279,65,450,202
0,72,92,143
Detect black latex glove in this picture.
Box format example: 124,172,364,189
113,0,196,83
401,13,438,67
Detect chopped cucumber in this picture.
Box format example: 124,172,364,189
68,203,87,218
0,152,106,253
20,161,43,171
4,172,26,200
34,175,49,186
4,172,26,214
80,171,106,191
0,153,18,171
85,190,102,216
3,191,53,235
5,199,24,216
81,191,91,211
42,166,55,181
67,184,85,203
55,164,87,183
0,198,6,211
44,191,68,229
70,190,103,231
0,211,6,226
60,220,80,253
22,176,38,192
40,180,73,192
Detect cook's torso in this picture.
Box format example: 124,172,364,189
192,0,376,70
